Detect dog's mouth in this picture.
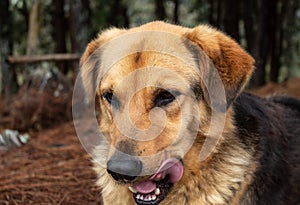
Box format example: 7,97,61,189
129,158,183,205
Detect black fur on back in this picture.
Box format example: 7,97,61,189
233,92,300,205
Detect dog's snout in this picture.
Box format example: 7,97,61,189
107,153,142,182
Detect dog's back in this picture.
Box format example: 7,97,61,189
233,93,300,204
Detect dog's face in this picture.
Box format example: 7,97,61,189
79,21,254,205
98,52,200,154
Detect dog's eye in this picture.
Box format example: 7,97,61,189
154,90,178,107
103,92,120,109
103,92,113,104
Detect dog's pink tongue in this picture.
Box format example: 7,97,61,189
133,180,156,194
151,158,183,183
132,158,183,194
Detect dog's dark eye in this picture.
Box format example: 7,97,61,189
103,91,120,109
154,90,178,107
103,92,113,104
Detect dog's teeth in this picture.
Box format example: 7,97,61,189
155,188,161,195
129,186,137,194
135,193,157,201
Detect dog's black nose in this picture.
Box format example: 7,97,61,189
107,153,142,182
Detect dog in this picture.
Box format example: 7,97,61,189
79,21,300,205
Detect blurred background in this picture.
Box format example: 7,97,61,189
0,1,299,204
1,0,300,94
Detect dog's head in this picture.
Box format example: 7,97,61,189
80,21,254,205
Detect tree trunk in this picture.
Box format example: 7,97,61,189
0,0,9,95
78,0,91,52
208,0,221,28
223,0,240,42
208,0,215,26
173,0,179,24
270,0,285,82
249,0,272,87
283,0,298,78
216,1,222,28
69,0,92,76
241,0,257,53
107,0,129,27
121,1,130,27
26,0,41,55
155,0,167,20
52,0,68,74
68,0,76,54
0,0,18,97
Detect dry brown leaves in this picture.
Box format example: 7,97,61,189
0,122,102,205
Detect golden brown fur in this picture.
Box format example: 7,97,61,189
79,21,300,205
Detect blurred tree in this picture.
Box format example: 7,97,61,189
246,0,298,87
75,0,91,53
67,0,77,73
51,0,68,74
223,0,240,42
241,0,257,54
172,0,180,23
66,0,93,72
248,0,273,87
26,0,41,55
108,0,130,27
207,0,221,27
91,0,129,37
155,0,167,20
269,0,284,83
68,0,76,54
277,0,300,79
0,0,18,97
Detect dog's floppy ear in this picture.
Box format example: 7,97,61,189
185,25,255,107
79,28,125,101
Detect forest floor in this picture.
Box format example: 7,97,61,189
0,77,299,205
0,122,102,205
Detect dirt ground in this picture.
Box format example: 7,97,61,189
0,77,299,205
0,122,102,205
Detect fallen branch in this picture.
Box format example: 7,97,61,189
6,53,81,64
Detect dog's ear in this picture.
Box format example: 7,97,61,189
80,28,125,101
185,25,255,107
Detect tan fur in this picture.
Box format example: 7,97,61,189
81,21,256,205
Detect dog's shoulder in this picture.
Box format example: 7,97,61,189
269,95,300,113
232,92,300,204
233,92,300,133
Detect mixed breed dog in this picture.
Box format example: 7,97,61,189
78,21,300,205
